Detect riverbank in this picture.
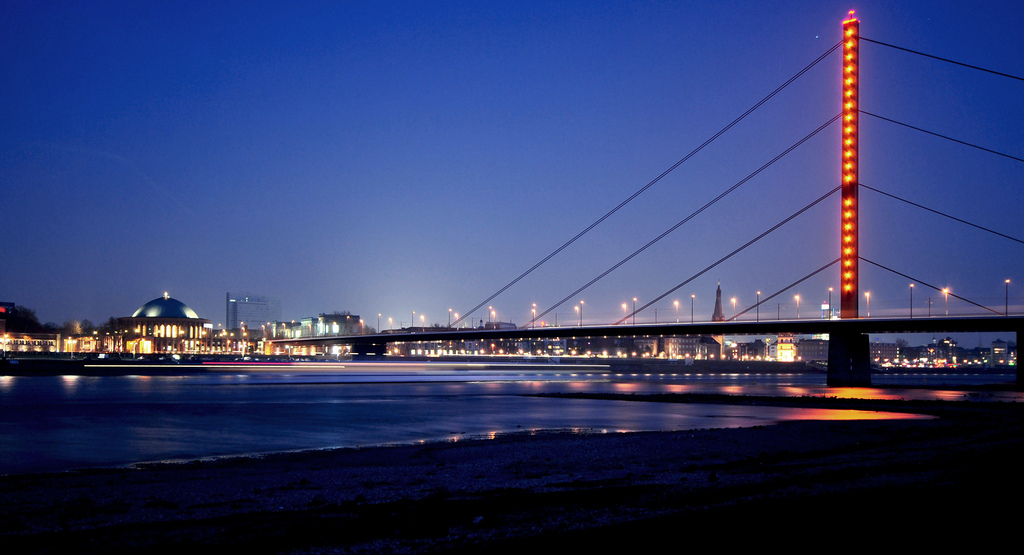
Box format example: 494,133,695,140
2,394,1022,553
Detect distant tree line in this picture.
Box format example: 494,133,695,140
2,306,118,336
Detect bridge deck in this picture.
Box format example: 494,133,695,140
272,316,1023,347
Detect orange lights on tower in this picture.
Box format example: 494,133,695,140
840,11,860,319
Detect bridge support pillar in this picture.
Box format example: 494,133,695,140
827,331,871,386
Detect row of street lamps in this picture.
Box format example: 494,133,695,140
388,279,1011,331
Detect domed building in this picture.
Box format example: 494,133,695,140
119,293,211,355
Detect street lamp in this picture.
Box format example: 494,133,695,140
943,288,949,316
411,311,415,330
388,317,393,330
1006,279,1011,316
909,284,914,319
622,303,628,324
632,297,637,326
864,292,870,318
795,295,800,319
828,287,833,319
691,294,695,324
575,304,580,326
674,300,679,323
531,304,536,328
448,309,452,328
756,291,761,322
731,297,736,318
579,300,584,326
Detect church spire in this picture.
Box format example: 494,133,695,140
712,282,725,322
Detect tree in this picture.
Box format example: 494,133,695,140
97,317,119,334
4,306,44,333
61,320,83,336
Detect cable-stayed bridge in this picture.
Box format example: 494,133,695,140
273,13,1022,385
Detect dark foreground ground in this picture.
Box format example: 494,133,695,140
3,393,1023,554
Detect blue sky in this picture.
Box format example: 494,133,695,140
2,1,1022,342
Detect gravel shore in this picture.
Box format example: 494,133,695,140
2,394,1022,553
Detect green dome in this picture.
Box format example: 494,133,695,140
132,296,200,319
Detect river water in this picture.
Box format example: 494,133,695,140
0,362,1018,474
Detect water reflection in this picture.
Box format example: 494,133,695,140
0,366,1016,475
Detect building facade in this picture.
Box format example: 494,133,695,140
226,292,281,330
119,294,212,355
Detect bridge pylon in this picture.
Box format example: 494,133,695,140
840,10,860,319
830,11,871,386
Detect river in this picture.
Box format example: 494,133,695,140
0,362,1017,474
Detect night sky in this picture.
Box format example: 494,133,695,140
3,1,1022,343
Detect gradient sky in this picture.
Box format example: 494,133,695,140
2,1,1022,343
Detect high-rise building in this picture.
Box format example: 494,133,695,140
226,292,282,330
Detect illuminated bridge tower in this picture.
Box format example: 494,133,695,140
828,11,871,387
840,11,860,319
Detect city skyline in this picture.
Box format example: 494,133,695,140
3,1,1021,335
